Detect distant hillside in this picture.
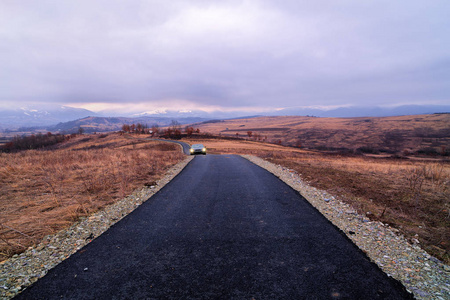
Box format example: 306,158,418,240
2,104,448,130
49,116,208,133
195,114,450,155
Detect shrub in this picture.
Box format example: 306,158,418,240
417,148,439,156
1,133,67,152
357,146,379,154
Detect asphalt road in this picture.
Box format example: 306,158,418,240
16,154,413,299
148,138,192,155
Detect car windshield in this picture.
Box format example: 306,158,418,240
192,144,204,149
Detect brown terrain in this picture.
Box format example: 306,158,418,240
1,113,449,264
194,113,450,155
0,133,184,261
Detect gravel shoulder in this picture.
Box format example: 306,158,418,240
0,156,193,299
242,155,449,300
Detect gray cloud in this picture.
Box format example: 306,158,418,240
0,0,449,112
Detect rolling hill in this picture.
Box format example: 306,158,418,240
49,116,208,133
194,113,450,155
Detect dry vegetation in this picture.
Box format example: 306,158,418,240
183,137,450,263
195,114,450,155
1,117,448,265
0,133,184,261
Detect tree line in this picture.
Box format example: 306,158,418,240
121,121,200,139
1,132,69,152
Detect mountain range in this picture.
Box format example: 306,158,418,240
0,104,449,132
0,106,96,129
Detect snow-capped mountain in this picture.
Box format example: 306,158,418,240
130,109,260,119
0,105,96,129
131,109,205,118
130,105,450,119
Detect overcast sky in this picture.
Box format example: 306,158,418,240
1,0,449,114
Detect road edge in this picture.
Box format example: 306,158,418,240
241,154,449,300
0,156,194,299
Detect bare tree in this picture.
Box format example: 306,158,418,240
185,126,194,137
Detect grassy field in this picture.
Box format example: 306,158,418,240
183,137,450,263
194,114,450,155
0,133,184,261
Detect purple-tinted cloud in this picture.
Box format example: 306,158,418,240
0,0,449,113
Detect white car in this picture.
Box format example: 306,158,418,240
190,144,207,155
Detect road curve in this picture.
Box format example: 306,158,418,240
148,138,192,155
15,155,412,299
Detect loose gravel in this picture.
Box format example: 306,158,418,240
242,155,450,300
1,154,448,299
0,156,193,299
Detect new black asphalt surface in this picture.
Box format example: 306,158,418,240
16,154,413,299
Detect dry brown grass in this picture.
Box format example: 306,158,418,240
184,137,450,263
0,133,184,261
195,114,450,155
